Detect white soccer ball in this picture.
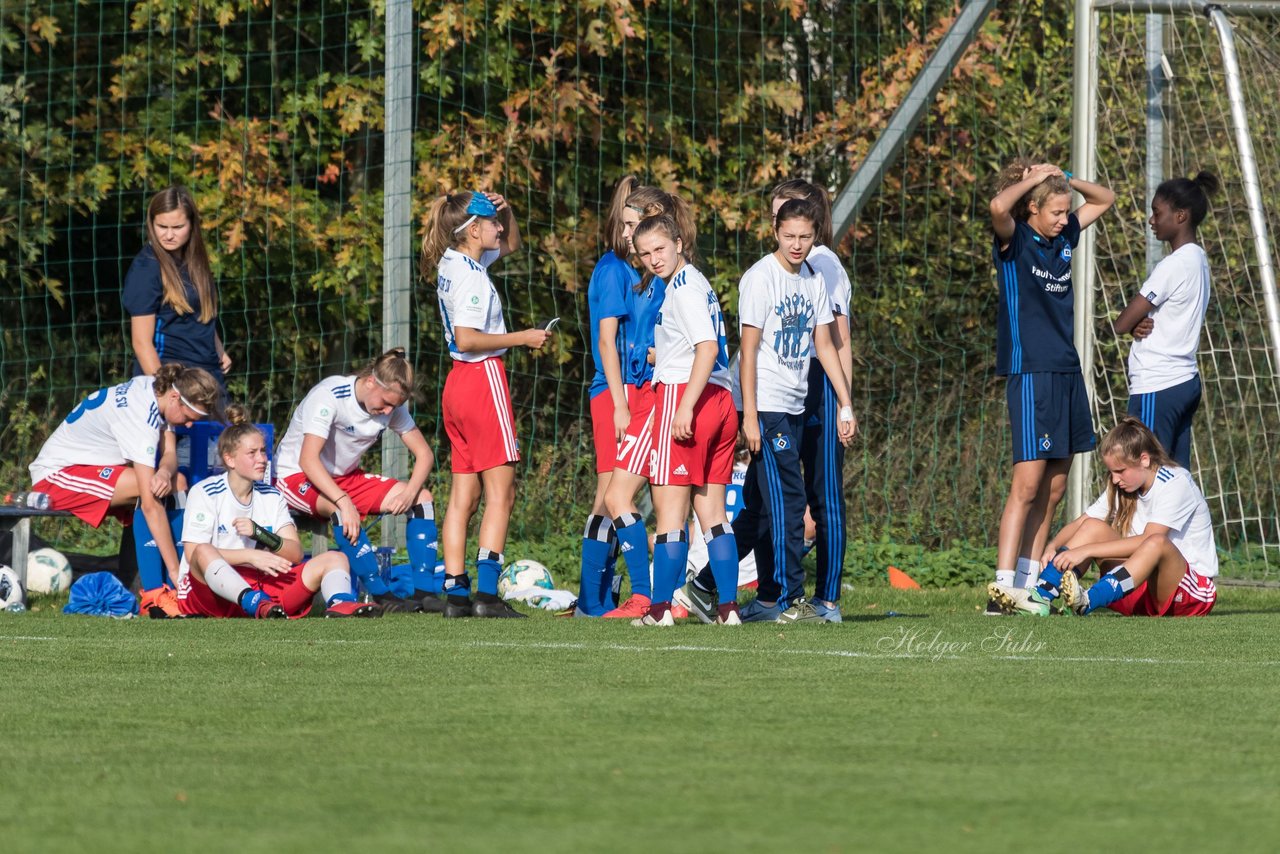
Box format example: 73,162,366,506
0,565,24,609
498,559,555,604
26,547,72,595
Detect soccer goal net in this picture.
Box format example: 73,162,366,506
1083,2,1280,579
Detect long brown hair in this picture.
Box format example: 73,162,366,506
771,179,833,248
146,187,217,323
994,158,1071,222
420,192,484,280
1098,417,1179,536
152,363,225,423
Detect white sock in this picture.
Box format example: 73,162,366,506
1014,557,1041,589
994,569,1015,587
320,569,352,604
204,558,251,604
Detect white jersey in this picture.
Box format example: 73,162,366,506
30,376,165,484
437,247,506,361
178,474,296,578
1127,243,1210,394
275,375,416,479
1085,465,1218,576
736,253,834,414
653,265,732,390
807,244,853,318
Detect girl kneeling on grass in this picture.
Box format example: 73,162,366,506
631,215,740,626
989,417,1217,617
177,407,379,618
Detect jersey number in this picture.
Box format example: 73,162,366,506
65,388,109,424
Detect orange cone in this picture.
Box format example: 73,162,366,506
887,565,921,589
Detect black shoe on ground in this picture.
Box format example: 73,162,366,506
472,594,527,619
372,594,424,614
443,596,474,618
417,592,447,614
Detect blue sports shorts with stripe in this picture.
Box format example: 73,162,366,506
1006,371,1095,463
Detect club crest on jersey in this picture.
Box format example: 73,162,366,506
1040,435,1053,452
470,295,480,305
772,435,791,452
100,467,114,479
1060,246,1072,261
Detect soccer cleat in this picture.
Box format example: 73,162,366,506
631,609,675,627
986,583,1050,617
715,603,741,626
141,586,187,619
417,592,447,614
982,598,1007,616
1059,571,1089,616
738,598,783,623
673,583,717,624
443,597,473,618
776,598,823,624
602,593,651,619
472,597,528,619
812,601,843,623
324,600,382,618
254,599,287,619
372,593,425,614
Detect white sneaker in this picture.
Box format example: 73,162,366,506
631,609,675,627
673,582,716,624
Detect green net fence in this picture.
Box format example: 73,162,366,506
2,1,1277,579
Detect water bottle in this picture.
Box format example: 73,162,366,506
2,491,51,510
5,601,26,613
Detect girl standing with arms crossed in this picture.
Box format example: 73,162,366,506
28,365,225,617
275,349,437,613
987,160,1115,609
178,407,379,618
631,215,740,626
421,190,549,618
1113,172,1219,469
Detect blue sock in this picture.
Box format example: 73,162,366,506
239,589,269,617
705,524,739,605
577,515,614,616
431,562,446,595
651,530,688,605
599,535,619,612
331,514,388,596
1036,564,1064,601
613,513,651,598
406,503,439,595
444,572,471,601
326,590,357,606
477,549,503,596
1086,568,1135,614
133,506,166,591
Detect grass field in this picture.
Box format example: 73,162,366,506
4,585,1280,853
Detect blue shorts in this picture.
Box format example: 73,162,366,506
1127,375,1200,469
1006,371,1095,463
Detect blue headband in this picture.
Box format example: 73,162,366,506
453,192,498,233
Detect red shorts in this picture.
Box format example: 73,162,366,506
443,357,520,473
1109,565,1217,617
649,382,736,487
590,383,657,475
33,465,129,527
276,470,398,518
176,563,314,618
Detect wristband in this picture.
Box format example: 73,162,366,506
839,406,854,422
1062,170,1073,181
252,521,284,553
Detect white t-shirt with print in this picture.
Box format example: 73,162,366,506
275,376,416,478
437,247,506,362
653,265,732,390
31,376,165,484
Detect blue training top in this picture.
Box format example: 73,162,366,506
992,213,1082,375
122,245,223,382
626,274,665,388
587,251,643,397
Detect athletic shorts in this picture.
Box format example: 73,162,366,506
276,470,398,518
176,563,315,618
1006,371,1096,463
443,357,520,473
649,382,736,487
33,465,130,527
1127,374,1201,468
1109,565,1217,617
590,384,656,475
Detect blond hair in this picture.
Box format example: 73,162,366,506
1097,417,1178,536
994,158,1071,222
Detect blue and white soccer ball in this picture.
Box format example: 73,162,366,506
0,565,24,609
498,559,555,605
26,548,71,595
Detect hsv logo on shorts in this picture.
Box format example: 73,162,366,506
100,467,114,479
298,482,310,494
1040,435,1053,452
772,435,790,452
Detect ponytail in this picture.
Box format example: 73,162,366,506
420,192,478,280
356,347,414,399
216,403,263,461
1098,417,1179,536
1154,171,1220,229
603,176,641,257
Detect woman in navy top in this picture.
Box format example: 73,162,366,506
987,160,1114,610
122,187,230,387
